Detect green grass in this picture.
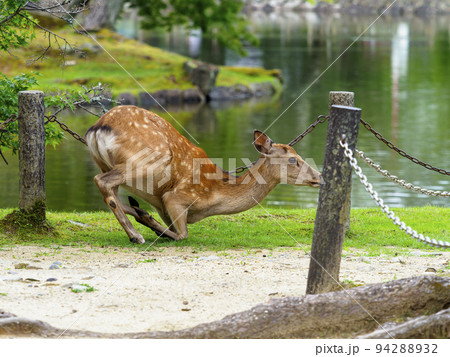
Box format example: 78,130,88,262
71,283,96,293
1,28,282,96
0,207,448,255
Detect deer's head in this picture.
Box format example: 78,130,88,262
253,130,321,187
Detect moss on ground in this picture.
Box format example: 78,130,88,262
0,207,448,255
1,203,54,237
0,28,282,96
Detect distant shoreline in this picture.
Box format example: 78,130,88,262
243,0,450,16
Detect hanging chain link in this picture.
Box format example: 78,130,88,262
230,114,329,174
44,115,87,145
288,114,329,147
360,119,450,176
0,114,18,132
356,149,450,197
340,138,449,249
228,160,257,175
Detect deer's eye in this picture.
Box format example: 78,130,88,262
288,157,297,164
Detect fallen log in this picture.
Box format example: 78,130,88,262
357,307,450,339
0,276,449,338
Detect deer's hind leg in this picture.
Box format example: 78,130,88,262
119,196,179,240
94,168,145,244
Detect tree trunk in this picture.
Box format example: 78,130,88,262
82,0,124,31
1,276,449,338
18,91,46,225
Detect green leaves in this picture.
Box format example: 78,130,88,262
0,0,38,52
0,73,109,156
128,0,257,56
0,73,39,154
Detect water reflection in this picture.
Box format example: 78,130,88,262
0,12,448,211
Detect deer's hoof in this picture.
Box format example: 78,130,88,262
129,234,146,244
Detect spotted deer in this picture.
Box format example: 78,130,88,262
85,105,321,244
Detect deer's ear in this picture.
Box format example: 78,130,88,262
253,130,273,155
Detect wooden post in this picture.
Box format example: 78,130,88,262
329,91,354,232
18,90,46,224
329,91,354,110
306,105,361,294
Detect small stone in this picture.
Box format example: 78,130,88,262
181,308,191,312
15,263,42,270
49,264,60,270
25,278,40,282
46,278,57,282
113,263,129,268
182,300,189,305
197,255,220,261
14,263,28,269
268,292,279,296
425,268,437,273
7,271,18,275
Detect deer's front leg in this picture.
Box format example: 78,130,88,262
163,195,190,240
94,169,145,244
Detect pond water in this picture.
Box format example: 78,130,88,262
1,12,449,211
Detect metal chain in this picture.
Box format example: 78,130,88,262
288,114,329,146
340,138,449,248
356,149,450,197
0,114,18,132
360,119,450,176
228,160,257,175
230,114,329,174
44,115,87,145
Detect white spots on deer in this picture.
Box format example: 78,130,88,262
143,124,148,129
128,121,133,127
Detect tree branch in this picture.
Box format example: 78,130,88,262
0,3,28,27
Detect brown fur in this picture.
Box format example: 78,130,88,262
85,106,321,243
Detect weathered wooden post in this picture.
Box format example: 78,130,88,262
329,91,354,232
306,105,361,294
18,90,46,225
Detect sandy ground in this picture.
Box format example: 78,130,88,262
0,245,448,334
